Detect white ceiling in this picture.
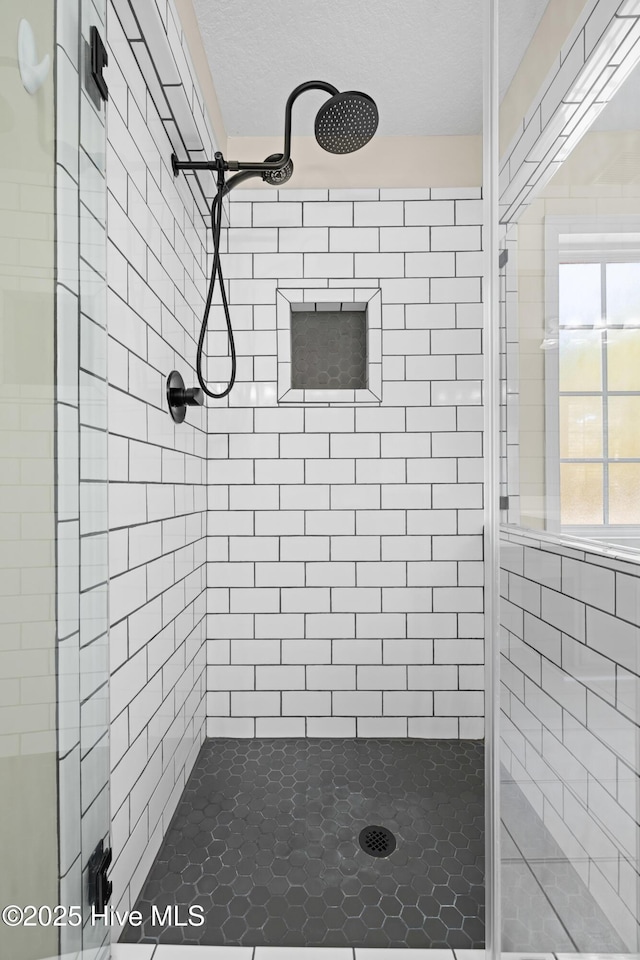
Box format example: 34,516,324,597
192,0,550,138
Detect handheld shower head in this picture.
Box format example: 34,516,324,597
314,91,379,154
171,80,379,403
261,153,294,186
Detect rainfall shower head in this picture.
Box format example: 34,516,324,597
261,153,294,186
315,90,379,154
171,81,379,188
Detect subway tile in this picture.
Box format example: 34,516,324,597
255,614,305,640
356,511,405,536
231,691,280,716
306,561,356,586
357,613,406,639
383,587,432,612
256,717,306,736
431,224,481,251
252,202,302,227
282,639,331,663
253,252,303,278
561,556,615,614
357,717,408,736
306,665,356,689
255,665,305,690
586,607,639,673
383,691,433,715
431,277,481,303
279,227,328,251
406,251,456,278
358,665,406,689
541,587,586,642
307,511,356,539
282,691,331,715
303,201,353,226
280,485,330,510
255,561,305,587
306,613,356,639
280,536,330,561
307,717,356,736
616,570,640,626
304,252,354,278
332,587,381,613
282,587,331,613
329,227,379,251
333,639,382,664
524,547,562,590
409,717,458,737
332,691,382,715
355,252,405,277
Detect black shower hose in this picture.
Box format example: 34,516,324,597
196,157,236,399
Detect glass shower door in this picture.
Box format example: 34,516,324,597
0,3,59,958
497,0,640,953
0,2,110,958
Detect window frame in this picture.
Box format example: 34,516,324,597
544,215,640,540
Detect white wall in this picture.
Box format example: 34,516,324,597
206,188,485,738
106,0,210,916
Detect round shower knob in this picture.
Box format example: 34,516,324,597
166,370,204,423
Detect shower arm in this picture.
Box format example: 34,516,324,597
170,80,339,188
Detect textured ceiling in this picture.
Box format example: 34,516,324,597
192,0,550,138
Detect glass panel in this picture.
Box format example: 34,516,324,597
609,396,640,458
0,4,58,960
560,462,603,525
607,328,640,391
610,463,640,524
606,262,640,326
559,262,602,326
558,329,602,392
499,6,640,959
559,395,602,458
1,3,108,959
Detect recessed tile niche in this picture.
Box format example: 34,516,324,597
276,288,382,404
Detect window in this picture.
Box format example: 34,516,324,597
546,218,640,539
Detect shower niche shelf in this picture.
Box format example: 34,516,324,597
276,287,382,404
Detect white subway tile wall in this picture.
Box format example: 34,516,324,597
500,530,640,950
106,0,211,919
206,188,485,739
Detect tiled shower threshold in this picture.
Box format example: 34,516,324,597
111,947,638,959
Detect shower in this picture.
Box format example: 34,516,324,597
170,81,379,401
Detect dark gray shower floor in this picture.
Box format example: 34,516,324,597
122,737,485,949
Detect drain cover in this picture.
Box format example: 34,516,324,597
358,825,396,858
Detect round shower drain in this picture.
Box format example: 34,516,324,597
358,825,396,858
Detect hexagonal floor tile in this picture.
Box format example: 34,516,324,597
121,738,485,948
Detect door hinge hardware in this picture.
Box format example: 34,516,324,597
88,839,112,913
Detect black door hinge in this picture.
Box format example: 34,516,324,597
86,25,108,108
499,495,510,510
499,249,509,269
88,840,112,913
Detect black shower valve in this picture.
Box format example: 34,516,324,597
167,370,204,423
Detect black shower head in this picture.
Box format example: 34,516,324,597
171,81,379,191
261,153,294,186
315,91,379,154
